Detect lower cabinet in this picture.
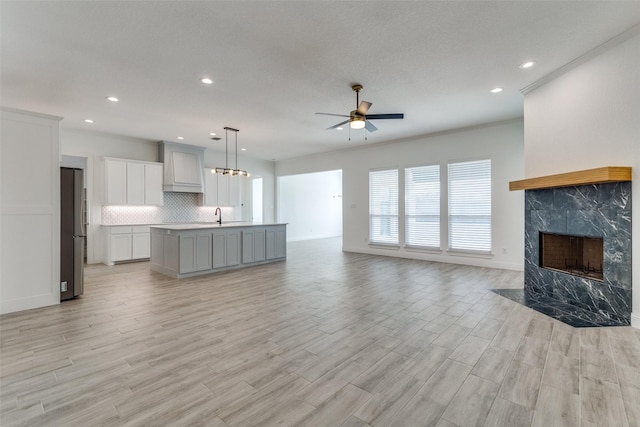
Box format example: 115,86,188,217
266,226,287,260
179,231,212,274
212,229,240,268
242,228,266,264
150,224,286,278
105,225,150,265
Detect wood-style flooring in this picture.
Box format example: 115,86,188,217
1,238,639,426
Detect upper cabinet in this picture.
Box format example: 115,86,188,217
104,158,164,206
199,168,245,207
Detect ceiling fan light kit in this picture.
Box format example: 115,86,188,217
350,115,366,129
316,84,404,135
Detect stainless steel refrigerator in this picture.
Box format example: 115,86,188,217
60,167,85,300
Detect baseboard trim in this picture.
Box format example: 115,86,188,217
631,313,640,330
0,294,59,316
342,245,524,271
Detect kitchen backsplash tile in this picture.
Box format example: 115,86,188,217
102,192,237,225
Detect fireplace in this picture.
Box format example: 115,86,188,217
539,232,604,281
505,167,632,327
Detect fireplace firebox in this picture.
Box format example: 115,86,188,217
539,232,604,281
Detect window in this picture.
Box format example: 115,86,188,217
369,169,398,245
405,165,440,248
448,159,491,252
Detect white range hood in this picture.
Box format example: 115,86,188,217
158,141,205,193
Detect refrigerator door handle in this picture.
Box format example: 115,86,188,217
73,236,84,297
73,169,85,236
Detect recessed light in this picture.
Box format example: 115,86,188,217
490,87,503,93
201,78,214,85
241,148,247,151
106,96,119,102
84,119,94,123
177,136,184,140
209,132,216,136
519,61,536,69
336,127,344,130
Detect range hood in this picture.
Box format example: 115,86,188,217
158,141,205,193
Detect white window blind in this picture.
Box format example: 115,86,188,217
369,169,398,245
405,165,440,248
448,159,491,252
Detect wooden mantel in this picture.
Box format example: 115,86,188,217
509,166,632,191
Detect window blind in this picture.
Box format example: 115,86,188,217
448,159,491,252
405,165,440,248
369,169,398,244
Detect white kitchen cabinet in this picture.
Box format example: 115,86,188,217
212,229,241,268
126,162,145,205
111,233,133,262
104,158,163,206
105,159,127,205
229,175,240,206
144,163,164,206
104,225,151,265
242,228,266,264
266,226,287,260
217,174,230,206
132,231,151,259
200,169,218,206
179,231,212,274
200,169,243,207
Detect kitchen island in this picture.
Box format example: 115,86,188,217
150,223,286,278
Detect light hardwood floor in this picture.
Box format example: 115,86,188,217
1,238,639,426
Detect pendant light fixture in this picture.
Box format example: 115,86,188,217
212,127,249,177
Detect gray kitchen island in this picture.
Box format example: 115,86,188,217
150,223,286,278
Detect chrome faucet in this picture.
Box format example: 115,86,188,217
215,207,222,225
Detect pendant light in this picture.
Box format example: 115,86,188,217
212,127,249,177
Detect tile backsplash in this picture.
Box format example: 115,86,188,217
102,192,238,225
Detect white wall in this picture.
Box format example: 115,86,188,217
278,170,342,241
1,108,62,314
523,31,640,327
62,129,276,263
277,120,525,270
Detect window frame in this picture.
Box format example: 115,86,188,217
447,158,492,254
404,163,441,250
368,168,399,246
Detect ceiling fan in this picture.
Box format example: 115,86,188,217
316,84,404,132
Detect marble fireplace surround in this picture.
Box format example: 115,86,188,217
510,167,632,326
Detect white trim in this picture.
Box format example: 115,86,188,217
0,294,60,315
1,106,63,121
343,245,522,271
521,23,640,95
368,243,401,250
631,312,640,330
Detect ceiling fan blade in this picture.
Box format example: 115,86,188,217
365,113,404,120
365,121,378,132
327,119,349,130
316,112,349,118
357,101,372,115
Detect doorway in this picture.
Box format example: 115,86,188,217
277,170,342,241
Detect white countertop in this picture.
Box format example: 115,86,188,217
149,222,286,231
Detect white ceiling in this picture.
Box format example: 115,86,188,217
2,2,640,161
